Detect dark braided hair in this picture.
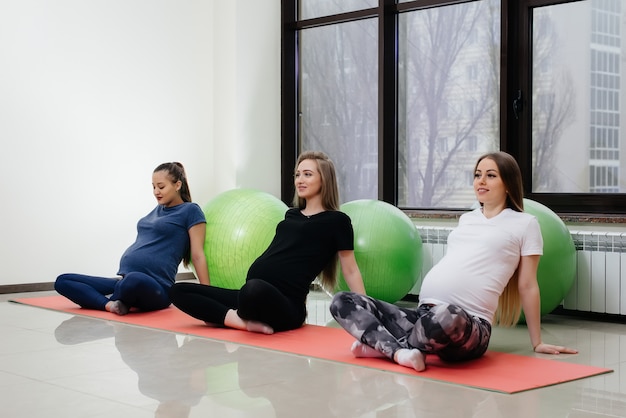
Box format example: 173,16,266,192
153,162,192,203
153,162,194,266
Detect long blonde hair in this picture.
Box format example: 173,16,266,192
475,152,525,327
292,151,340,291
494,269,522,327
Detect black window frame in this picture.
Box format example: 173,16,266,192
281,0,626,214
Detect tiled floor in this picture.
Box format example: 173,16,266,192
1,290,625,418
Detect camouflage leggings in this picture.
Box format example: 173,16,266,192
330,291,491,362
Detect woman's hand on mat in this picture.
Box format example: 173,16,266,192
533,342,578,355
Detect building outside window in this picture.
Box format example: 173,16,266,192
284,0,626,213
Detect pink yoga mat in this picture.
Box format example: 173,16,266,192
11,295,612,393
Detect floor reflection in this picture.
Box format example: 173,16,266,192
1,290,624,418
56,316,220,417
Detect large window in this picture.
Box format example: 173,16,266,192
531,1,622,194
299,19,379,200
299,0,377,20
398,1,500,208
282,0,626,213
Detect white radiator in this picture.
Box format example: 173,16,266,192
415,227,626,316
565,231,626,315
412,226,450,296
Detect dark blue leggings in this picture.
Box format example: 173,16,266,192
54,272,171,312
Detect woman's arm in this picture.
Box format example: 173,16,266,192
338,250,366,295
188,223,210,285
517,254,577,354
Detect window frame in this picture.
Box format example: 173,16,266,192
281,0,626,214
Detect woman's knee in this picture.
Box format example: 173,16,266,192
54,274,76,293
410,303,472,346
330,291,362,317
119,272,160,292
119,272,143,285
437,304,473,340
54,277,66,293
240,278,268,294
239,279,279,303
168,283,182,300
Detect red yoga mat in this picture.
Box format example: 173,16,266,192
11,295,612,394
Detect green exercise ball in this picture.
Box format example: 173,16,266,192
523,198,576,316
203,189,288,289
336,199,422,303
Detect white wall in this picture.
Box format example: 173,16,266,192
0,0,281,285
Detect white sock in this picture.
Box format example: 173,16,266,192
351,341,385,358
394,348,426,372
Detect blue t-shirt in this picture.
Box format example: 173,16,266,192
117,202,206,288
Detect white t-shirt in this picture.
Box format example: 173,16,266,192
418,208,543,323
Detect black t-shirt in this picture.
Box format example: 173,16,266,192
246,208,354,301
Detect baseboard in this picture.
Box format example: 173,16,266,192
174,272,197,281
0,282,56,294
551,306,626,324
0,272,199,295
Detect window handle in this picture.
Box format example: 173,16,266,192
513,90,523,119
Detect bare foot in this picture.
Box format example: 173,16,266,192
351,341,385,358
393,348,426,372
245,320,274,335
106,300,129,316
224,309,274,334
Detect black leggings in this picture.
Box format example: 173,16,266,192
169,279,307,332
330,291,491,362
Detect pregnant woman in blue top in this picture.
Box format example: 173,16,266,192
55,162,209,315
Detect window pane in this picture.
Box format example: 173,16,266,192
398,0,500,209
299,19,378,201
298,0,377,20
532,0,624,194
